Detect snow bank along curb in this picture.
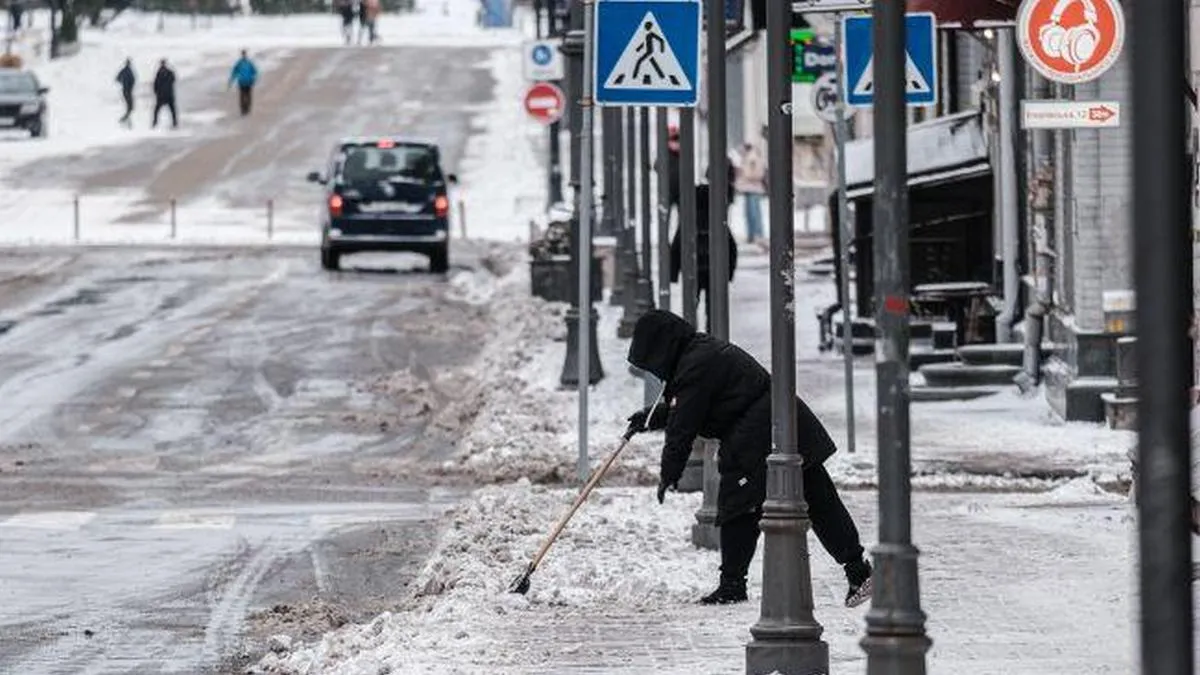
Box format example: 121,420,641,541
251,477,1134,674
250,485,718,674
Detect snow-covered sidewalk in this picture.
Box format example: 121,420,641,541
254,478,1143,674
405,248,1134,491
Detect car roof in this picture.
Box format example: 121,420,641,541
337,136,439,150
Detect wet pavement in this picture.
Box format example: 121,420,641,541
0,245,509,673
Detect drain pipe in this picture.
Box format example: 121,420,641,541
995,28,1021,342
1015,70,1056,394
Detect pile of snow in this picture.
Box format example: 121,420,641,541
431,301,666,485
251,484,717,674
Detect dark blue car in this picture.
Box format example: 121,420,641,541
307,137,457,273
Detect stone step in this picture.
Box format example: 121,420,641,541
1101,392,1138,431
910,347,959,368
911,386,1003,402
919,362,1022,388
956,343,1052,367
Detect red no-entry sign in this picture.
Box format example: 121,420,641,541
524,82,565,125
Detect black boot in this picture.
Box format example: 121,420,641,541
700,512,760,605
700,577,747,605
844,558,872,608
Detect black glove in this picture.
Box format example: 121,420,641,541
627,409,650,435
656,479,676,504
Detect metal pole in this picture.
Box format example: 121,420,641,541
1133,0,1195,670
745,0,827,663
705,0,729,340
576,0,597,485
861,3,931,671
72,194,79,241
611,108,628,307
834,16,856,455
639,107,653,302
547,0,564,207
639,106,656,406
556,0,603,398
618,108,645,337
267,198,274,240
994,28,1020,342
685,102,717,546
656,108,671,312
170,197,177,239
680,108,699,327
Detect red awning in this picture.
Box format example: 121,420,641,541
907,0,1018,28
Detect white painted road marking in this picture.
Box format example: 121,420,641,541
0,511,97,529
152,511,237,530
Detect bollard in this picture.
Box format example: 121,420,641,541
457,200,467,239
169,198,177,239
72,195,80,242
690,438,720,549
675,439,706,493
266,199,274,240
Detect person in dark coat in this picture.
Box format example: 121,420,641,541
625,309,872,607
151,59,177,129
115,58,135,127
669,183,738,334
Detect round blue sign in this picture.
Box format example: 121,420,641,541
531,44,552,66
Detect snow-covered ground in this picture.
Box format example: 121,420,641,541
0,2,527,246
253,478,1164,674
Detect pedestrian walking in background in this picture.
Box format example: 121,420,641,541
668,183,737,335
116,58,135,127
656,125,681,213
626,309,874,607
361,0,380,43
8,0,23,32
228,49,257,116
151,59,177,129
734,138,767,245
336,0,355,44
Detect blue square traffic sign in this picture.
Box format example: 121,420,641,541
594,0,701,107
841,12,938,109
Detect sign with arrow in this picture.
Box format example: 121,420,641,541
1020,99,1121,129
841,12,938,108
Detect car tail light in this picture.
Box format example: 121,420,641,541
434,195,449,218
377,139,396,148
329,194,344,217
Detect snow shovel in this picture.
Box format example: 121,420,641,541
508,392,665,595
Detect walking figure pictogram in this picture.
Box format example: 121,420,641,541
613,21,679,86
603,11,692,92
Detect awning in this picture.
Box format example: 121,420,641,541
842,110,991,199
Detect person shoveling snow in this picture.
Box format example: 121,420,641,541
626,309,874,607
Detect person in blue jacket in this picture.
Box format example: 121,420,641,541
228,50,258,116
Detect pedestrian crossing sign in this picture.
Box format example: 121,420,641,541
841,12,938,109
594,0,701,107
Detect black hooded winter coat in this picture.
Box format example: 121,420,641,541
627,310,837,524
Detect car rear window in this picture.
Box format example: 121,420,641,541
337,145,439,185
0,73,37,95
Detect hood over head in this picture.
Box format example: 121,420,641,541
627,310,696,381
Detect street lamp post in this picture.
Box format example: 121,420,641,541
679,108,700,327
705,0,730,341
744,0,828,668
610,107,628,307
619,109,647,337
860,2,931,671
546,0,564,207
1132,0,1196,672
556,0,603,392
655,108,672,312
